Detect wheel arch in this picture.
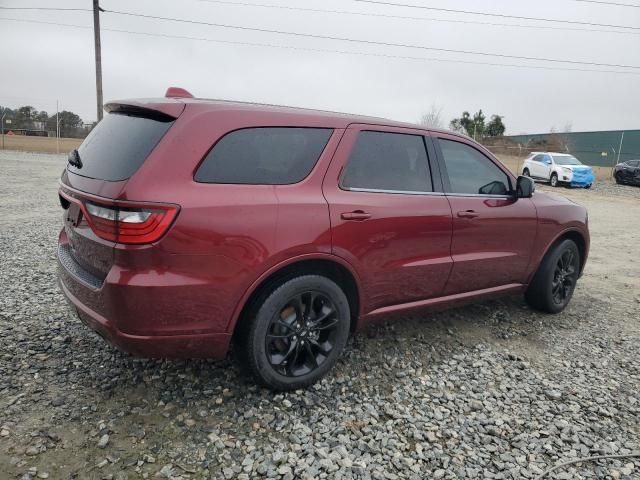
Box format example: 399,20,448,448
229,254,362,340
532,228,588,281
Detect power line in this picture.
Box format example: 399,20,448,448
2,16,639,76
349,0,640,30
197,0,640,36
573,0,640,7
0,6,91,12
101,8,640,69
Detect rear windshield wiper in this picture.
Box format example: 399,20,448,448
68,149,83,169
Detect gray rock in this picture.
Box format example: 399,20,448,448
97,434,109,449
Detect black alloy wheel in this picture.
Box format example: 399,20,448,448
525,239,581,313
265,291,340,377
551,248,578,306
236,275,350,390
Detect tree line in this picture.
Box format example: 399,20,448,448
0,105,94,139
419,104,506,139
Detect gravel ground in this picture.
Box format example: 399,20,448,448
1,150,639,480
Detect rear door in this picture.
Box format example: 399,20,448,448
322,125,453,313
433,134,537,294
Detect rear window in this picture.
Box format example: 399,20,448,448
68,111,174,181
195,127,333,184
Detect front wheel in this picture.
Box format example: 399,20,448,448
550,173,559,187
236,275,351,390
525,239,580,313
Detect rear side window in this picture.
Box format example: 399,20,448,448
341,131,433,193
195,128,333,184
69,111,174,181
438,139,510,195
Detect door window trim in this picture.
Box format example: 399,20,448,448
337,127,443,195
432,134,515,198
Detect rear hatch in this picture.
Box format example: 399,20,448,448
59,102,182,284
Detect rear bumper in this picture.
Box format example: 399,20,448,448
58,279,231,358
56,236,232,359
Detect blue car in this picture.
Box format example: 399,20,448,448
522,152,594,189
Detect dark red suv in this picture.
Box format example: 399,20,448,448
57,88,589,390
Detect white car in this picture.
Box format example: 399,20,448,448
521,152,595,188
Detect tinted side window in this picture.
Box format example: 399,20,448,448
341,131,433,192
195,127,333,184
438,139,510,195
532,154,544,163
70,111,174,181
630,161,640,167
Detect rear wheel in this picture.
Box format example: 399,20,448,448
523,168,531,177
550,173,559,187
525,239,580,313
236,275,350,390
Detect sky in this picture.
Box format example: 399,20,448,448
0,0,639,134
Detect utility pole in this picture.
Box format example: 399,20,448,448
1,112,6,150
56,100,60,154
93,0,104,122
616,131,625,165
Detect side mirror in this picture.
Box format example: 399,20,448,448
516,175,535,198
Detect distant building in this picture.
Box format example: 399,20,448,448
506,130,639,167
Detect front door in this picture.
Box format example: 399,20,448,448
322,125,453,313
433,135,538,294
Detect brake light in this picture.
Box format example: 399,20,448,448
84,201,179,244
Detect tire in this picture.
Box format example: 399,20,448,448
550,173,559,187
525,239,580,314
523,168,531,177
615,175,622,185
585,184,592,189
236,275,351,390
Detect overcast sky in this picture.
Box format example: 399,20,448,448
1,0,639,134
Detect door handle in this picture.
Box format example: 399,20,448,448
341,210,372,221
457,210,479,218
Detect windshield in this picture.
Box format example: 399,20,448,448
552,155,582,166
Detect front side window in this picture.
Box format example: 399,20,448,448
195,127,333,184
438,139,511,195
341,131,433,193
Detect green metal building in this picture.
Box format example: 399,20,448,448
506,130,640,167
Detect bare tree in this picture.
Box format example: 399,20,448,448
418,104,444,129
562,121,572,133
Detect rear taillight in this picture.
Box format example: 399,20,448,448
84,201,179,244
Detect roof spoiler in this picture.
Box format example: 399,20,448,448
104,100,185,120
